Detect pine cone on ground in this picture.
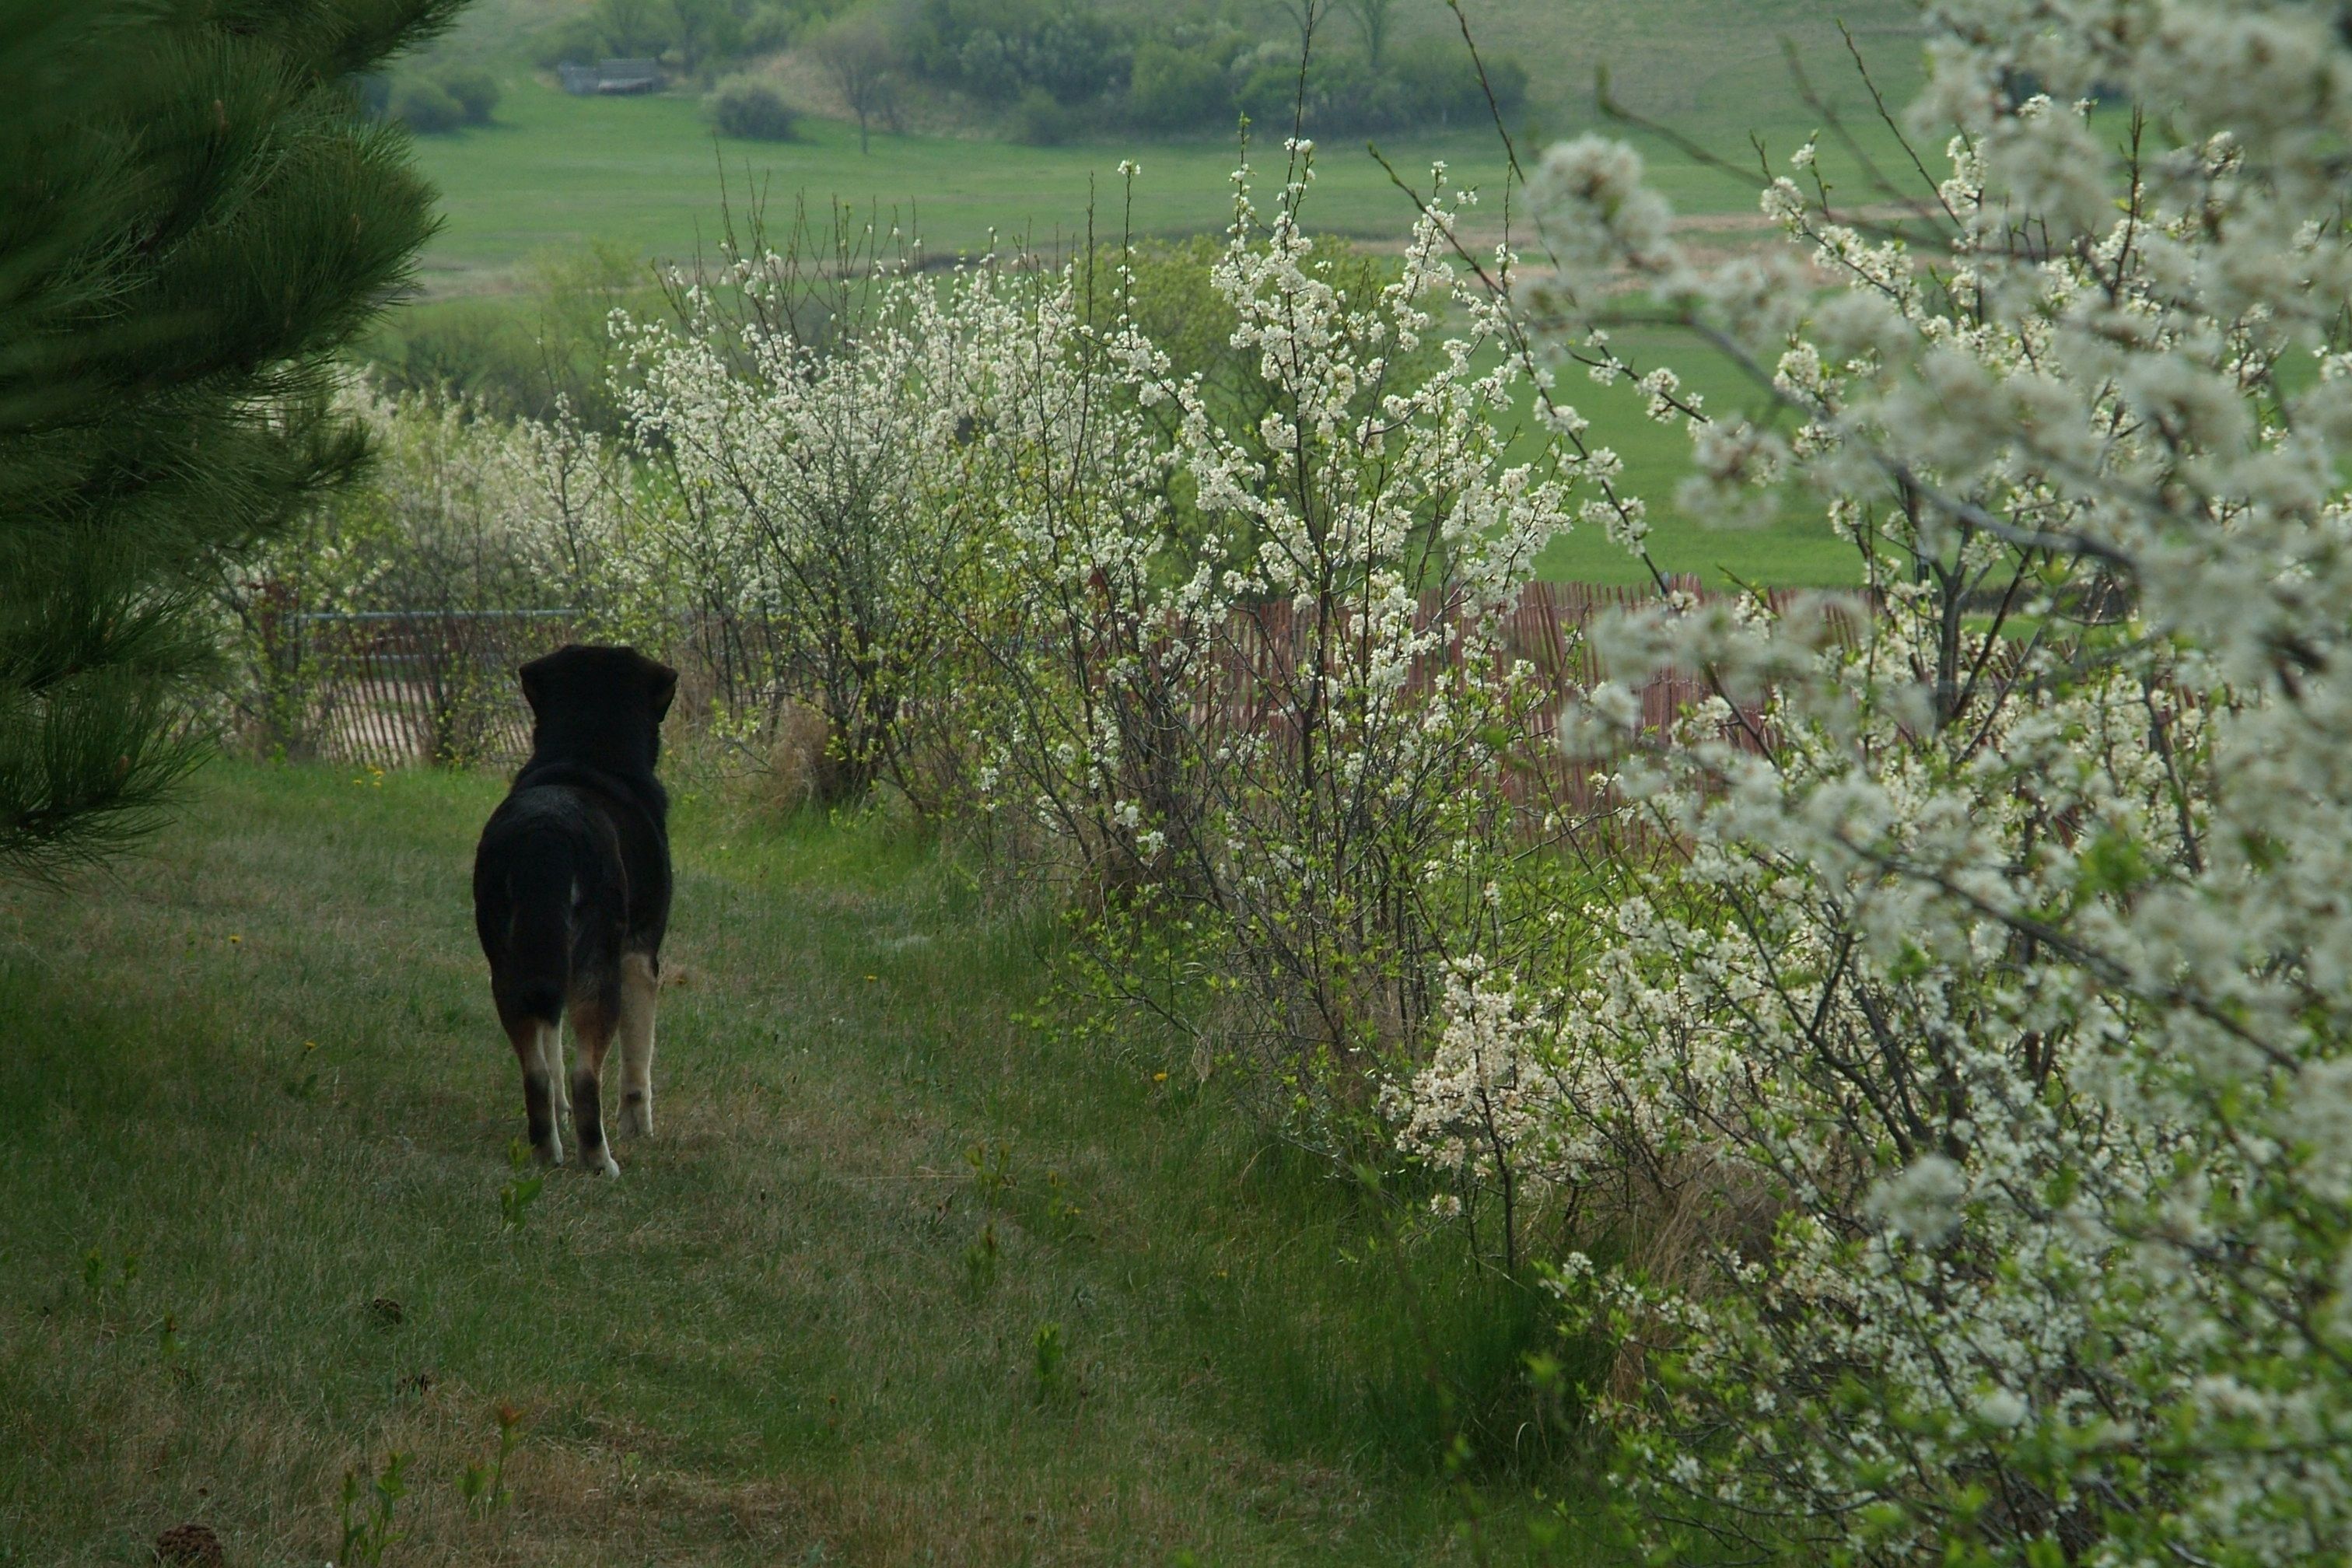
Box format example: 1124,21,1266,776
154,1521,223,1566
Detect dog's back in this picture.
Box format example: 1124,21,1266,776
472,784,629,1034
472,645,677,1174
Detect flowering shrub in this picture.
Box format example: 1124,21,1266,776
614,251,1006,804
1159,152,1580,1143
925,194,1212,887
1388,2,2352,1559
929,155,1594,1150
215,385,645,760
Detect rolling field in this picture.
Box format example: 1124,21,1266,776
1517,326,1861,588
404,0,1928,292
408,82,1524,292
0,765,1596,1566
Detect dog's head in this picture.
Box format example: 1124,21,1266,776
518,645,678,775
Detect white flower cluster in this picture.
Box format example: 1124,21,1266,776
232,383,647,624
1420,2,2352,1560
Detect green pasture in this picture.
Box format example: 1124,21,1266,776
404,0,1930,293
1522,326,1861,590
0,764,1601,1566
408,78,1513,291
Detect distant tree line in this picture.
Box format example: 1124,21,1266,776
534,0,850,78
511,0,1524,146
891,0,1526,142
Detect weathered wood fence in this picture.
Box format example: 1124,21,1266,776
251,578,1839,776
1209,576,1837,813
240,609,581,770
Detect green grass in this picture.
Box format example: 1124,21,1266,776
403,0,1930,293
1388,0,1926,132
0,763,1600,1565
408,79,1522,290
1517,326,1864,589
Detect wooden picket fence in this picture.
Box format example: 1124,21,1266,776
246,609,582,770
258,579,1844,782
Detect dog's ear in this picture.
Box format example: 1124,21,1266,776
646,659,679,723
518,654,553,718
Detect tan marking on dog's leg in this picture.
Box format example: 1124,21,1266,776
617,952,658,1139
544,1020,571,1121
568,1001,620,1177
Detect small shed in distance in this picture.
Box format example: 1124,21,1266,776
558,59,664,95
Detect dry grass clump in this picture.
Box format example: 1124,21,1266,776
759,697,835,809
152,1522,222,1565
1566,1157,1783,1405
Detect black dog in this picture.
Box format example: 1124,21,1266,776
472,645,677,1175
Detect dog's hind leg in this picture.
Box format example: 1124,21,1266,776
544,1023,570,1122
616,951,658,1139
499,1010,565,1167
568,997,621,1177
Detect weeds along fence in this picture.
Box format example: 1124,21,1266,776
243,579,1840,779
236,608,581,770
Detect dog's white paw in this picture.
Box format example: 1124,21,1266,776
587,1148,621,1177
619,1096,653,1139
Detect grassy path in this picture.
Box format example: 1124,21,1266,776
0,765,1584,1566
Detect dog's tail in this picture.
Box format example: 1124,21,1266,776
494,831,579,1025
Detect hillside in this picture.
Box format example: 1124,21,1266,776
437,0,1925,128
1391,0,1925,129
401,0,1927,292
